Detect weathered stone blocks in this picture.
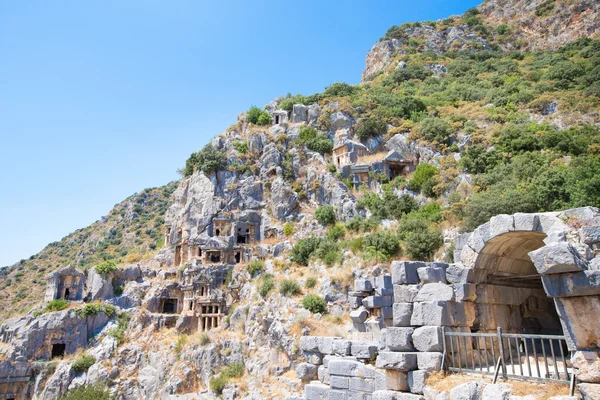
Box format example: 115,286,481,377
412,326,443,352
417,266,446,284
410,301,452,326
375,352,417,371
572,351,600,383
355,279,373,292
408,370,428,394
385,370,409,391
393,285,421,303
453,284,476,302
350,307,369,323
372,391,423,400
296,362,318,381
391,261,424,285
416,352,443,371
363,295,393,309
528,242,587,275
481,383,511,400
384,328,415,351
305,382,330,400
446,264,475,284
415,283,454,302
393,303,413,327
449,381,482,400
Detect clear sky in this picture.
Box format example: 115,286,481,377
0,0,481,267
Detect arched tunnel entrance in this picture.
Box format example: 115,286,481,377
473,231,564,336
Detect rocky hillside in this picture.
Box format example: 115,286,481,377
1,0,600,399
0,183,176,322
363,0,600,80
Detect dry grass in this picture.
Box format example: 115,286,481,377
356,152,388,164
261,237,282,246
289,313,347,339
426,372,573,399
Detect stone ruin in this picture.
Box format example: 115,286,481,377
295,207,600,400
44,265,86,302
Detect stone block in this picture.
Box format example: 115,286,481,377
446,265,475,284
542,270,600,298
482,383,511,400
374,275,393,289
572,351,600,383
385,370,409,391
376,288,394,296
453,284,477,302
301,336,322,352
351,342,378,359
455,233,470,251
375,352,417,371
393,285,421,303
415,283,454,302
529,242,587,275
393,303,413,327
467,222,490,253
353,322,366,333
305,382,330,400
385,327,415,351
410,301,452,326
417,266,446,284
413,326,443,352
372,391,423,400
296,363,318,381
514,213,539,231
459,245,478,269
328,359,363,377
318,365,329,383
365,317,385,334
475,285,531,305
363,296,393,309
449,381,482,400
381,306,393,320
489,214,515,238
408,370,428,394
417,352,443,372
350,307,369,323
350,377,375,393
327,390,348,400
453,298,477,327
328,390,347,400
319,337,336,355
581,226,600,244
330,375,350,389
578,383,600,400
391,261,424,285
349,295,363,309
307,352,324,365
355,279,373,292
333,340,352,356
475,303,514,330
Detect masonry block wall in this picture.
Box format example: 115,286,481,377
294,208,600,399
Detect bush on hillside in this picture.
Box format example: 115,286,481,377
302,294,327,314
95,260,118,275
414,117,454,148
315,205,336,226
61,384,110,400
246,106,271,125
72,355,96,374
405,230,443,261
363,231,400,261
247,260,264,277
183,144,226,176
408,164,438,193
355,117,387,140
280,279,302,297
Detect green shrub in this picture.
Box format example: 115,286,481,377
61,384,110,400
233,140,248,153
72,355,96,374
326,223,346,241
397,216,430,240
298,126,318,143
349,237,364,254
324,82,359,97
302,294,328,314
183,144,227,176
305,277,317,289
279,94,307,112
247,260,264,277
315,205,336,226
290,237,322,265
209,374,229,395
76,303,115,318
408,164,438,192
363,231,400,261
247,106,271,125
45,299,68,313
199,332,211,345
415,118,454,148
355,117,387,140
345,216,379,232
95,260,118,275
405,230,443,261
109,312,130,345
113,285,124,296
283,223,294,236
306,133,334,154
459,146,502,174
259,276,275,298
175,335,187,356
224,362,245,379
358,188,418,220
280,279,302,297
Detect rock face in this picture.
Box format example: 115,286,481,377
362,0,600,81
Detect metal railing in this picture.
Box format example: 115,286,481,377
441,327,573,384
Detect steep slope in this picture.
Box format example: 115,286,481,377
363,0,600,80
0,182,177,322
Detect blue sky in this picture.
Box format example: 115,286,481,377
0,0,480,267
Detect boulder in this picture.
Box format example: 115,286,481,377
529,243,587,275
449,382,483,400
413,326,443,352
